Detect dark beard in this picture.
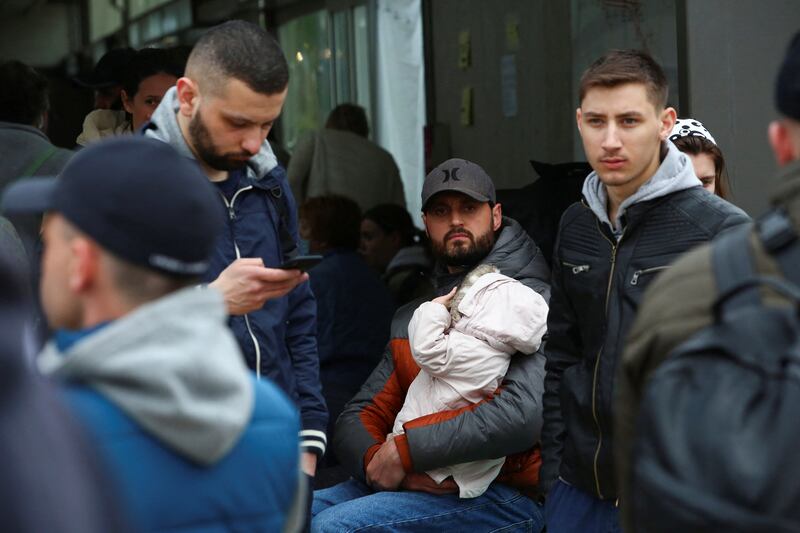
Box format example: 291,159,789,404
431,226,496,269
188,108,250,171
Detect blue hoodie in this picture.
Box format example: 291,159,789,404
143,87,328,456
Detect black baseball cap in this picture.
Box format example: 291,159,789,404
421,158,496,211
1,137,224,277
776,31,800,120
74,47,136,89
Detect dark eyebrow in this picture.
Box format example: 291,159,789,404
616,111,645,119
582,111,605,119
221,112,254,125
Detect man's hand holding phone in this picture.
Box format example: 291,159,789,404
210,258,308,315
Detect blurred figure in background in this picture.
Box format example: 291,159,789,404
669,118,731,199
360,203,434,307
289,103,406,211
2,137,304,533
0,60,73,191
77,48,182,146
74,47,136,111
0,235,129,532
299,195,394,476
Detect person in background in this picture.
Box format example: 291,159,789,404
360,203,434,307
0,60,73,191
288,103,406,211
74,47,136,111
669,118,731,198
298,195,394,478
77,48,182,145
0,59,74,345
1,136,304,533
0,243,129,532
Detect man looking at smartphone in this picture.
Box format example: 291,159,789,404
144,20,327,477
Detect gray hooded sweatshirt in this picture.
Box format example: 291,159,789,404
144,87,279,181
582,140,703,239
38,286,253,465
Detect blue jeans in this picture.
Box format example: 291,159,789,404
312,478,544,532
544,478,620,533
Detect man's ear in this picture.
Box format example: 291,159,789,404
769,120,798,166
576,108,583,135
421,213,430,237
659,106,677,140
69,237,100,294
175,77,199,118
491,203,502,231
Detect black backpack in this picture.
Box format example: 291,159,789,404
630,208,800,533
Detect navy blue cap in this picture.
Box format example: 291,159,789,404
1,137,224,277
776,31,800,121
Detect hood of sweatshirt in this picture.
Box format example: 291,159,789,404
144,86,278,181
38,286,253,466
582,141,702,237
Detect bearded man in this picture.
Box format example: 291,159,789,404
312,159,551,532
143,20,327,481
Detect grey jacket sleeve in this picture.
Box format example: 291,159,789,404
405,349,546,471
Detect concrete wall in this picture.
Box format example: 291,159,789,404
685,0,799,216
429,0,574,189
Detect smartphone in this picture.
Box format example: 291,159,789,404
279,254,323,272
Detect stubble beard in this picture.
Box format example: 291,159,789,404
188,108,251,171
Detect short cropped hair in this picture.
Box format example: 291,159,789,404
579,49,668,109
299,195,362,250
186,20,288,96
0,60,49,126
326,104,369,138
103,251,197,305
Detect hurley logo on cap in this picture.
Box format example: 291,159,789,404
442,168,461,182
422,158,496,211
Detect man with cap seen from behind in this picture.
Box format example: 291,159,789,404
1,136,305,533
312,158,551,532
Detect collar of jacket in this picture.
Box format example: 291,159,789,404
0,121,51,142
142,86,279,183
581,141,702,235
770,159,800,220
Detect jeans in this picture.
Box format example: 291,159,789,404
311,478,544,533
544,478,621,533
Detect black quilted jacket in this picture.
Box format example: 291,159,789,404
540,187,750,500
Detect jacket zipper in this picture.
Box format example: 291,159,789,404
219,186,263,378
630,265,669,285
562,261,591,274
590,219,625,499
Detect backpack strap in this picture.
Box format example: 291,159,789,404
21,145,58,177
712,224,760,311
266,185,299,260
757,208,800,287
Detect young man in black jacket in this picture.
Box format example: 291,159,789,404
540,50,750,532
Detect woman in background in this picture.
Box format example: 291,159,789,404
669,118,731,199
77,48,181,145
